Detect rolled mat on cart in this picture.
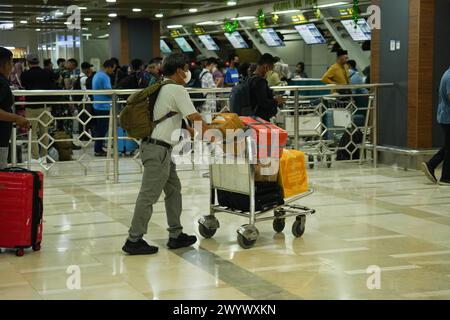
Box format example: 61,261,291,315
278,149,309,198
239,116,288,159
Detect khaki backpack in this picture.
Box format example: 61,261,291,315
119,80,178,139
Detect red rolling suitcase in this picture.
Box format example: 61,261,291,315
0,168,43,256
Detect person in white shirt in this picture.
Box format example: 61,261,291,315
200,58,218,123
123,53,211,255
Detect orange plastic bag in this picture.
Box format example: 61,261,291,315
278,149,309,198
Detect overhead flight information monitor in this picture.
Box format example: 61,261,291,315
258,28,285,47
341,19,372,41
198,34,220,51
295,24,326,45
160,39,172,54
174,37,194,53
224,31,249,49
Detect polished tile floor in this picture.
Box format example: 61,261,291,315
1,158,450,300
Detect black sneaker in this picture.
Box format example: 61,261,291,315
439,179,450,186
167,233,197,249
122,239,159,255
421,162,437,184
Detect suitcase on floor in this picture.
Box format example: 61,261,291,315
217,182,284,212
118,127,138,155
0,168,44,256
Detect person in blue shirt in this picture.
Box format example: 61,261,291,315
92,59,114,156
422,67,450,186
347,60,369,94
224,54,240,86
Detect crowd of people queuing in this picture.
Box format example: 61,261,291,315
0,45,372,165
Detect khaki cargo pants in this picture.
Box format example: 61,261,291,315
128,142,183,241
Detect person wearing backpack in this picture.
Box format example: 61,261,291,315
122,53,211,255
117,59,144,90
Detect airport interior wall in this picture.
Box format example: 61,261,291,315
377,0,410,148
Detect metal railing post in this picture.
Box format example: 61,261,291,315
11,125,17,166
373,87,379,168
112,94,119,183
294,90,300,150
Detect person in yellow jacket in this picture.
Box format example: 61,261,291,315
321,49,350,85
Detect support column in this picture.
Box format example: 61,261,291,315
407,0,435,149
110,18,160,64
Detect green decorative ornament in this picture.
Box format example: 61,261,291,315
257,8,265,29
224,15,239,33
352,0,360,28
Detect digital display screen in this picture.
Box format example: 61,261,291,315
160,39,172,54
174,37,194,53
198,34,220,51
258,28,285,47
341,19,372,41
224,31,249,49
295,24,326,45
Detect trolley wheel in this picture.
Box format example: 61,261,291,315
198,223,217,239
326,155,332,168
273,219,286,233
273,209,286,233
16,248,25,257
32,242,41,252
237,233,256,249
308,155,315,169
292,216,306,238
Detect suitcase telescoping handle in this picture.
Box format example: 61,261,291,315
0,167,31,172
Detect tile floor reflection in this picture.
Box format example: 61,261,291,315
1,160,450,300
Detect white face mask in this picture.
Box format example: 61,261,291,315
183,70,192,84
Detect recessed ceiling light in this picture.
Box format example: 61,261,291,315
36,17,44,20
19,20,27,24
84,17,92,21
98,33,109,38
55,11,63,16
232,16,255,21
132,8,142,12
35,28,41,31
272,9,301,15
189,8,198,13
167,25,183,29
108,13,117,18
79,7,87,10
196,21,221,26
155,13,164,18
227,1,237,6
82,27,89,30
64,22,71,25
107,22,111,25
316,2,349,8
106,0,116,3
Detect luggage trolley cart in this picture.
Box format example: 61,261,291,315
197,137,316,249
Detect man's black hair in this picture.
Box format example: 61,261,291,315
131,58,143,71
258,53,276,66
103,59,115,69
110,57,120,66
57,58,66,65
337,49,348,57
206,57,217,66
0,47,13,67
44,59,52,68
162,53,189,77
347,60,357,70
67,58,78,67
